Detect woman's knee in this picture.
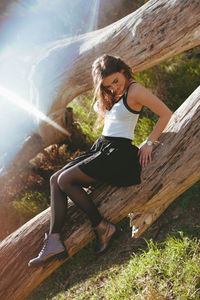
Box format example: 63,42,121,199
57,172,72,192
50,170,63,187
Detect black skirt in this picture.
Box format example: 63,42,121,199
62,135,141,187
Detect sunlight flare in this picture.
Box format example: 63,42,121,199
0,85,70,136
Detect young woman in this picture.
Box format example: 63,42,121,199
28,54,172,267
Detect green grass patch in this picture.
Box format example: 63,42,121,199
68,93,103,145
11,191,50,225
133,115,156,146
103,235,200,299
46,234,200,300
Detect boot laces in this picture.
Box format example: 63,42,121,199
39,235,49,256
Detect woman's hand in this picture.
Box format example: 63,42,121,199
138,142,153,168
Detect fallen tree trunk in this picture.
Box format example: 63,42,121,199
0,85,199,300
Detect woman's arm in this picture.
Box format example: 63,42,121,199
127,83,172,168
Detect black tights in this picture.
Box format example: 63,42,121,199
49,166,103,234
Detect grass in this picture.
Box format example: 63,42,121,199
103,235,200,299
27,181,200,300
11,191,50,226
50,235,200,300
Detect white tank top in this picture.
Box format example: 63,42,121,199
102,82,140,141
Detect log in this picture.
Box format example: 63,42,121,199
0,85,199,300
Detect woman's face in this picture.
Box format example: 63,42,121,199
102,70,128,99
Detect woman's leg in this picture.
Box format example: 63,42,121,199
28,166,115,267
49,169,69,234
28,168,69,267
57,165,118,254
57,166,103,227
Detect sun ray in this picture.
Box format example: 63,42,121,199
0,85,70,136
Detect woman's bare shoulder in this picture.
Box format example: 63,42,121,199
126,81,143,111
128,82,157,104
128,81,145,97
128,82,172,117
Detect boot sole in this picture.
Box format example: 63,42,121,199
28,249,69,267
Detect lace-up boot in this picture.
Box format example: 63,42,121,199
28,233,68,267
94,219,118,254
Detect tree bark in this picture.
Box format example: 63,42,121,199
0,85,200,300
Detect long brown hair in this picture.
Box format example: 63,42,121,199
92,54,134,123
